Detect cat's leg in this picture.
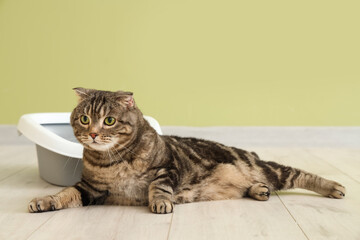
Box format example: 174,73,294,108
29,186,81,213
248,183,271,201
148,169,176,214
292,171,345,199
256,160,346,199
28,181,105,213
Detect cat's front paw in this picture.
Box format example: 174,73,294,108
248,183,271,201
28,196,61,213
149,199,174,214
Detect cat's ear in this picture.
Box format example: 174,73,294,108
73,87,95,103
116,91,135,109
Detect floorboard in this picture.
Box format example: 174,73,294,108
0,167,62,240
27,206,172,240
260,148,360,240
0,145,35,182
168,198,307,240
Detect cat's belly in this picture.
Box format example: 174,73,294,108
104,178,149,206
105,193,148,206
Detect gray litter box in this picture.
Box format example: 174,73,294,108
17,113,162,186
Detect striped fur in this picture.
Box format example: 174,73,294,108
28,88,346,214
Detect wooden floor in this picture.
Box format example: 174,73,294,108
1,126,359,240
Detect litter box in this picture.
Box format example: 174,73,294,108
17,113,162,186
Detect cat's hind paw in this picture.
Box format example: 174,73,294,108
328,184,346,199
28,196,61,213
149,199,174,214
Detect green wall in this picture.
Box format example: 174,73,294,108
1,1,359,126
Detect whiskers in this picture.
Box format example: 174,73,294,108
106,147,115,165
73,158,80,177
62,156,72,170
106,145,126,165
62,155,81,179
105,142,134,165
113,142,137,155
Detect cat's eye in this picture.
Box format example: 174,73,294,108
80,115,90,125
104,117,116,126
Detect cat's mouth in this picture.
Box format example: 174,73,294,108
85,141,116,152
78,135,116,151
88,140,106,146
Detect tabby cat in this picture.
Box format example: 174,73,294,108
28,88,346,214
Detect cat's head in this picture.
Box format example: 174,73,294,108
70,88,141,152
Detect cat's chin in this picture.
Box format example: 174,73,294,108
84,142,115,152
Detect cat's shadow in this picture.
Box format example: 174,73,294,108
15,192,325,215
275,190,323,198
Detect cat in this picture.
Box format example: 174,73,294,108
28,88,346,214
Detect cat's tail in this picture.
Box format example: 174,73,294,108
258,160,346,199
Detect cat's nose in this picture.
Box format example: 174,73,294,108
89,133,98,139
